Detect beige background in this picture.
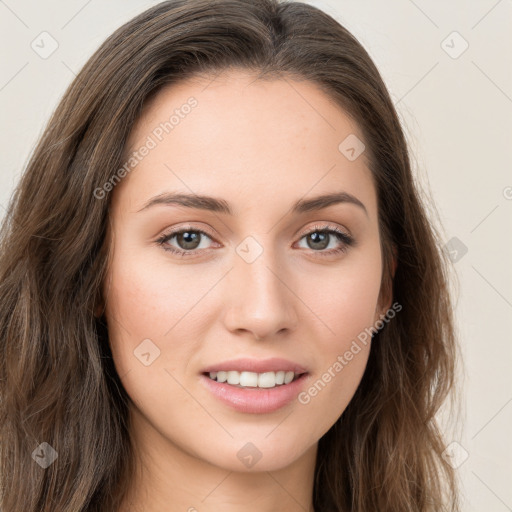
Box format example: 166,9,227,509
1,1,511,509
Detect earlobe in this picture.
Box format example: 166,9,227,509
94,294,106,318
94,303,104,318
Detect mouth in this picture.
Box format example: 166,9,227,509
200,367,311,415
199,358,310,414
203,370,305,389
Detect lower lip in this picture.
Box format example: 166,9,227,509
199,373,309,414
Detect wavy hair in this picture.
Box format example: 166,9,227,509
0,0,461,510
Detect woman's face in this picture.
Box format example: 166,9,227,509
103,69,389,473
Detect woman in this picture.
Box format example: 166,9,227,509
0,0,461,510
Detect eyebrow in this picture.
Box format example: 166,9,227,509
137,191,368,217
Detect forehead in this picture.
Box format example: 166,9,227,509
114,69,377,220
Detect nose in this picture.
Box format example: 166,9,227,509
222,245,299,341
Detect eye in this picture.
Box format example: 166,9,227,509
156,226,217,257
295,224,355,257
156,223,355,258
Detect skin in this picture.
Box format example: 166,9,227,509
100,69,394,512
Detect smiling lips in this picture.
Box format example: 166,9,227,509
206,370,299,388
200,357,310,413
201,357,307,388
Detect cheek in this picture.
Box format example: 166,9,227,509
296,343,371,441
103,249,210,374
291,249,381,431
295,283,376,440
103,253,214,429
299,246,383,350
328,269,381,341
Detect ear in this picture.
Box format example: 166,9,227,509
94,287,106,318
94,301,104,318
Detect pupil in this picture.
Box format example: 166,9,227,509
308,232,329,250
178,231,200,250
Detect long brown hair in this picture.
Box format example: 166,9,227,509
0,0,461,510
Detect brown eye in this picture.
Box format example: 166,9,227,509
296,225,355,257
157,227,216,256
173,231,203,251
305,231,330,250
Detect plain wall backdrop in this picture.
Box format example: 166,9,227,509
1,0,511,510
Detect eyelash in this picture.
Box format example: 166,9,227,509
155,223,355,258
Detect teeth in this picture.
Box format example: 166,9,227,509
284,371,294,384
207,370,300,388
227,371,240,385
275,370,285,385
240,371,258,387
258,372,276,388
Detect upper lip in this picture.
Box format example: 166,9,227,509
202,357,308,374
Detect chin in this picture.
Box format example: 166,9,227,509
196,432,316,473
